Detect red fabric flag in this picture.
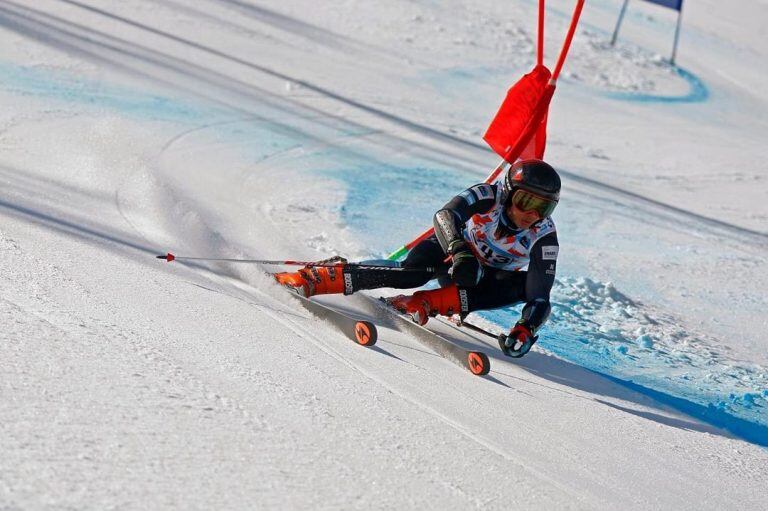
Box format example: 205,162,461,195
483,65,554,163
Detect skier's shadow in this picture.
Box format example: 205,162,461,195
343,297,768,448
490,348,768,448
368,344,407,363
314,296,764,448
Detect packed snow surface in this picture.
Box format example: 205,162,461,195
1,0,767,509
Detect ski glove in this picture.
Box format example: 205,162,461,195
448,241,482,287
498,322,538,358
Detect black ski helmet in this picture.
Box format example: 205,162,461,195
504,159,560,201
503,159,561,203
499,159,561,227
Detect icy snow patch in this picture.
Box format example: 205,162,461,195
470,277,768,437
472,276,768,436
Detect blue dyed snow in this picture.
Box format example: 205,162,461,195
636,334,654,349
317,160,469,254
417,65,522,98
604,66,709,104
423,62,709,107
542,317,768,447
0,61,310,167
0,63,222,123
743,394,757,408
596,373,768,448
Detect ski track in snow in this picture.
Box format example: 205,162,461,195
240,287,590,507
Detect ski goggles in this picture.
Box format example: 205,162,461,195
510,189,558,218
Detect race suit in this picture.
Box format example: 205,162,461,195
347,182,559,333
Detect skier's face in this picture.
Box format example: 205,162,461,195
507,202,542,229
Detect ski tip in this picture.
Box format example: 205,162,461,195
354,321,377,347
156,252,175,262
467,351,490,376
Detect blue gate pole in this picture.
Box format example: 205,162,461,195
611,0,631,46
670,3,684,65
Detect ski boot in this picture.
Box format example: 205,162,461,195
274,263,347,298
387,284,462,326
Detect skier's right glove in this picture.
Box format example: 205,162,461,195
448,241,482,287
498,322,538,358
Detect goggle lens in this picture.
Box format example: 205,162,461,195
511,189,558,218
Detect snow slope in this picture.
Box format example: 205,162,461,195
1,0,767,509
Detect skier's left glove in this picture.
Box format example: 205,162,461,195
498,322,538,358
448,241,482,287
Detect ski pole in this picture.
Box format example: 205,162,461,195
156,253,438,273
458,320,501,340
446,315,502,340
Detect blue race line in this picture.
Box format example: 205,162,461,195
7,62,763,448
603,66,709,104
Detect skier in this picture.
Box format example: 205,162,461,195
274,159,561,358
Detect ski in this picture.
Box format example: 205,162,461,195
356,296,490,376
157,253,378,347
282,287,378,347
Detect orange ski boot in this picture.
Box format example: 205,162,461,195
387,284,462,325
274,264,347,298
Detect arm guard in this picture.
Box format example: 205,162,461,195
433,183,498,254
433,209,465,255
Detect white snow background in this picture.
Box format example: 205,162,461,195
1,0,767,509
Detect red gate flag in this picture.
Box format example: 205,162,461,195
386,0,585,262
483,65,555,163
